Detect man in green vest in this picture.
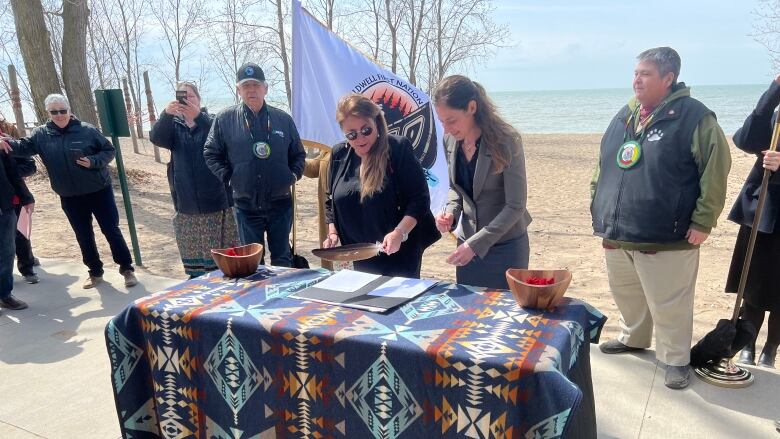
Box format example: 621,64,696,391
590,47,731,389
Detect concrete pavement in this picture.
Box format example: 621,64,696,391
1,259,778,438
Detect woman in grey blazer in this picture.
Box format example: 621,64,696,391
433,75,532,289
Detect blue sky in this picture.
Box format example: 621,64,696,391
475,0,774,91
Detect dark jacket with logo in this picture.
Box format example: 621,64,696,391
591,83,729,245
204,103,306,211
8,117,114,197
150,109,232,214
0,153,33,214
728,80,780,233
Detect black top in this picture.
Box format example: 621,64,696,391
10,116,115,197
454,139,480,201
331,152,399,245
204,101,306,211
149,108,232,214
728,80,780,233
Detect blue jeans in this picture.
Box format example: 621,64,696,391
0,209,17,299
235,205,292,267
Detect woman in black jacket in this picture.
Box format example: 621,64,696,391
322,94,439,278
728,77,780,368
150,81,238,278
0,94,137,289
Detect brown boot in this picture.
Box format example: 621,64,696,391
83,276,103,289
122,271,138,288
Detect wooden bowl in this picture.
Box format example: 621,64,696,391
505,268,572,310
210,243,264,278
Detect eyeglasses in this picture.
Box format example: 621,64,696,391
48,109,68,115
344,126,374,141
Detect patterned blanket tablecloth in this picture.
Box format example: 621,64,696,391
106,266,606,438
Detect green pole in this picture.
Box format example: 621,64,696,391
111,134,142,266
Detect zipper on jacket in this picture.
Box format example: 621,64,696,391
612,170,627,239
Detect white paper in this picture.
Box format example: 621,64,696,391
367,277,437,298
16,206,32,240
314,269,381,292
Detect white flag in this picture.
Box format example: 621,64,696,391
291,0,448,212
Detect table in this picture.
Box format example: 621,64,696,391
106,266,606,438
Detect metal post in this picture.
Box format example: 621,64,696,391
111,133,142,266
8,65,27,135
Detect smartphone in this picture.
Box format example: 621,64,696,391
69,148,85,162
176,90,188,105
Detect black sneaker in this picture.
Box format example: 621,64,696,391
23,274,39,284
1,295,28,310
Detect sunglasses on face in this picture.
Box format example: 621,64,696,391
49,109,68,115
344,126,374,141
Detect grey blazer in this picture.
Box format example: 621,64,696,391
444,134,532,258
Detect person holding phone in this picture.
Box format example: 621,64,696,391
150,81,238,278
0,94,138,289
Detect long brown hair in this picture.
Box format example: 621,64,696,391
434,75,521,173
336,94,390,202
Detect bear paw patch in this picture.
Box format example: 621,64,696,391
646,128,663,142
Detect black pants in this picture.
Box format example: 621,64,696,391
60,186,133,277
743,301,780,345
13,203,35,276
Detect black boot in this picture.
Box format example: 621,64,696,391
737,342,756,365
758,343,777,368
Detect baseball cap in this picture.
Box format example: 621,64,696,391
236,62,265,85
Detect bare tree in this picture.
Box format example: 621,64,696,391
430,0,508,86
383,0,402,73
208,0,264,103
9,0,62,123
306,0,336,30
398,0,430,86
62,0,99,125
754,0,780,72
0,1,33,113
271,0,292,107
94,0,147,137
150,0,208,87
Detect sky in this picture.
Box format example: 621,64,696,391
473,0,774,91
3,1,776,123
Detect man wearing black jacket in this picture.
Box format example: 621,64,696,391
0,147,32,312
204,62,306,267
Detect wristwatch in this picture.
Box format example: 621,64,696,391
395,226,408,242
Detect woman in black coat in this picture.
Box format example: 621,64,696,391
728,77,780,368
322,94,439,278
150,81,238,277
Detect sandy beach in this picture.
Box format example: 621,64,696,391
21,133,762,344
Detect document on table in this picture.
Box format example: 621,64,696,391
292,269,439,313
367,277,437,298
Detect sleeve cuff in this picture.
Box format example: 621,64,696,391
689,222,712,234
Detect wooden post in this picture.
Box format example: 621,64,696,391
8,65,27,136
143,71,161,163
122,77,139,154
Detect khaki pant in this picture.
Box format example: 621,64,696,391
605,248,699,366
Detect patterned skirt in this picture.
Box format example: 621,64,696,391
173,209,239,277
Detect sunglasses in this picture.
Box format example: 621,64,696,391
49,109,68,115
344,126,374,141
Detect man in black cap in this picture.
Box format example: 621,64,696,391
205,62,306,267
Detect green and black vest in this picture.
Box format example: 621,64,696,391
591,92,713,242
